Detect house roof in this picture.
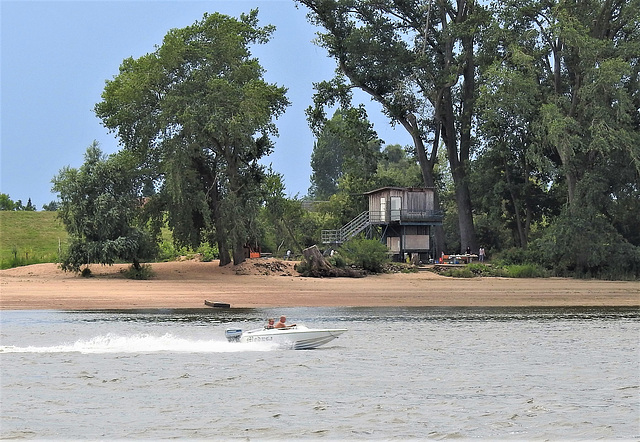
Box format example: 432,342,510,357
363,186,435,195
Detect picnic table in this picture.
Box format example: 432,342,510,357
441,254,478,264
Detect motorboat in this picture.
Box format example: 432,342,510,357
225,324,347,350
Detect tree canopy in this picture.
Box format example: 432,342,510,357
52,142,156,272
298,0,489,254
33,3,639,279
309,107,382,199
94,10,289,265
297,0,639,277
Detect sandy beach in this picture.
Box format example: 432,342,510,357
1,259,638,310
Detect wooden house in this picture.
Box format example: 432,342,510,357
322,187,443,262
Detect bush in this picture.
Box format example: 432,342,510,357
441,267,475,278
157,240,184,262
465,262,504,277
534,210,640,279
328,253,347,268
123,263,155,280
196,243,218,262
440,262,545,278
495,247,541,265
503,264,547,278
339,238,390,273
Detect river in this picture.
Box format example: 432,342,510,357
1,306,638,439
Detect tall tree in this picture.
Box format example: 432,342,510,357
95,11,289,265
52,142,156,272
496,0,640,275
309,107,382,199
479,0,640,276
297,0,490,254
475,26,555,249
527,0,640,207
375,144,424,188
0,194,16,211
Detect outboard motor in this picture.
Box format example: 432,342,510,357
225,328,243,342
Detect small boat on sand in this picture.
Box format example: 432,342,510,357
225,325,347,350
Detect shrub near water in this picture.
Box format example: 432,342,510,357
339,238,389,273
466,263,504,277
503,264,548,278
123,263,155,280
441,262,546,278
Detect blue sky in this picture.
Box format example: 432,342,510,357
1,0,411,209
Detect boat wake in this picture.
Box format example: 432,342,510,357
0,333,279,354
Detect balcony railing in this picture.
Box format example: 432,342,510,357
368,210,443,223
321,209,443,244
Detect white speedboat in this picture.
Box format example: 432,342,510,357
225,325,347,350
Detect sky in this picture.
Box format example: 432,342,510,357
1,0,412,209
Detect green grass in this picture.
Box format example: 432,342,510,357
0,211,68,269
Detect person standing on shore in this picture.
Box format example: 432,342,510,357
479,247,485,262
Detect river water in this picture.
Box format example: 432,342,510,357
1,307,638,440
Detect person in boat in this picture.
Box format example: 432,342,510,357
274,315,295,329
265,318,275,329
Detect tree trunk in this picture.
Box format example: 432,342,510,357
232,246,245,266
282,218,304,255
504,159,527,248
302,245,332,272
225,151,247,267
300,245,365,278
437,2,478,255
441,88,477,254
453,173,477,253
218,238,231,266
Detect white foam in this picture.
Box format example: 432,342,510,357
0,333,278,354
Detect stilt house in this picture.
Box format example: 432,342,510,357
322,187,443,262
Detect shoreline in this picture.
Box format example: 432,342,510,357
1,261,638,310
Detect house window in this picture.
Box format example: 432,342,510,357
390,196,401,221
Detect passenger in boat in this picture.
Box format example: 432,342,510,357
274,315,295,329
265,318,275,329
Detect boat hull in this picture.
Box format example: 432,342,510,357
226,325,347,350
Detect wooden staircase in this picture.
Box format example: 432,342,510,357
321,211,371,244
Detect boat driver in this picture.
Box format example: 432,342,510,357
265,318,275,329
274,315,295,329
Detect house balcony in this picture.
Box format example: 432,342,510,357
368,210,443,224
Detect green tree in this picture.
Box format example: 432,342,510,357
527,0,640,206
375,144,424,189
42,201,60,211
309,116,343,199
0,195,37,211
259,170,320,255
95,11,289,265
298,0,490,254
52,142,156,272
24,199,36,211
495,0,640,276
475,34,559,249
309,108,382,199
0,194,16,211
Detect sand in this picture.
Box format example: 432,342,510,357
1,259,638,310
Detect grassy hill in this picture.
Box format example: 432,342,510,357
0,211,68,269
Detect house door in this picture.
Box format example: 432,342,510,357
380,197,387,222
390,196,401,221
